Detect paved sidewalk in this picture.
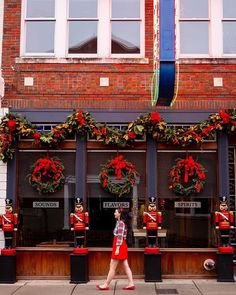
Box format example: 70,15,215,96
0,279,235,295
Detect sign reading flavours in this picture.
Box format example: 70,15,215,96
174,202,201,208
103,202,130,209
33,201,59,208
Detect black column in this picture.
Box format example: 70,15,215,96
76,137,87,204
147,136,157,199
218,133,229,199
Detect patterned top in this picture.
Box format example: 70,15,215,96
113,220,127,246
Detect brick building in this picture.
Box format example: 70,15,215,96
0,0,236,279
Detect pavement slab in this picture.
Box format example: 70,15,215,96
0,285,24,295
194,280,236,295
73,281,116,294
12,284,75,295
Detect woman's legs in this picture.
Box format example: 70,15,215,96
99,259,119,288
122,259,134,286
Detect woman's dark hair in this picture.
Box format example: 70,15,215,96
118,207,133,246
118,208,129,226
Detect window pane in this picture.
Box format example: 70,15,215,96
223,0,236,18
87,151,146,248
223,22,236,53
112,0,140,18
69,0,97,18
18,152,76,247
180,0,208,18
180,22,208,54
157,151,217,248
26,21,54,53
27,0,55,18
112,21,140,54
68,21,97,54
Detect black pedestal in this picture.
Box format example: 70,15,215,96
144,253,162,282
70,253,89,283
217,253,234,282
0,255,16,284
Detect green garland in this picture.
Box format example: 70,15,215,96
0,109,236,163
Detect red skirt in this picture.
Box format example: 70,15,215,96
111,237,128,260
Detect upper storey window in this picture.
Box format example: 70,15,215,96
21,0,144,58
178,0,236,57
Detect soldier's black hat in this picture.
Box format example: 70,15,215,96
148,197,156,206
220,196,228,205
75,198,83,206
5,199,13,208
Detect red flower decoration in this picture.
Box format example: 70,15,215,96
168,156,206,196
150,112,161,124
99,155,139,197
76,111,85,126
7,120,16,131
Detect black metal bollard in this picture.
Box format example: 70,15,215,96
70,253,89,283
144,250,162,282
0,255,16,284
217,252,234,282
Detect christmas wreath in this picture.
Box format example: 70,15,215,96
168,156,206,196
99,155,139,197
29,157,65,194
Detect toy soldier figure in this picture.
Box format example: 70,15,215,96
143,197,162,248
215,196,234,247
0,199,18,249
70,198,89,248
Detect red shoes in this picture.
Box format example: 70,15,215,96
96,285,109,291
96,284,135,291
122,285,136,290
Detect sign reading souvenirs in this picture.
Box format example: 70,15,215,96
103,202,130,209
174,202,201,208
33,201,59,208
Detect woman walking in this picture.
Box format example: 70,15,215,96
96,208,135,291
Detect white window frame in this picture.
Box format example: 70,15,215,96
20,0,145,58
177,0,236,58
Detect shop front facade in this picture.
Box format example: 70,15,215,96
1,0,236,279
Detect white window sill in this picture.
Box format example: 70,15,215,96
15,57,149,64
178,58,236,64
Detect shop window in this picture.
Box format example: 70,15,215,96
178,0,236,57
157,150,217,248
18,151,76,247
21,0,144,58
86,150,146,247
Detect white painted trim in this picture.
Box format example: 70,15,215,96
20,0,144,58
177,0,236,58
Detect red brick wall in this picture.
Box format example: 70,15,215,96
1,0,236,110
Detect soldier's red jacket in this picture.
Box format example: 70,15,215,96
0,213,18,232
143,211,162,230
215,210,234,229
70,212,89,231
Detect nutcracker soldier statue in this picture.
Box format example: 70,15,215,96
70,198,89,249
0,199,18,253
215,196,234,253
143,197,162,248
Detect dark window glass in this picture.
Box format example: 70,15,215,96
18,152,76,247
87,151,146,248
157,151,217,248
